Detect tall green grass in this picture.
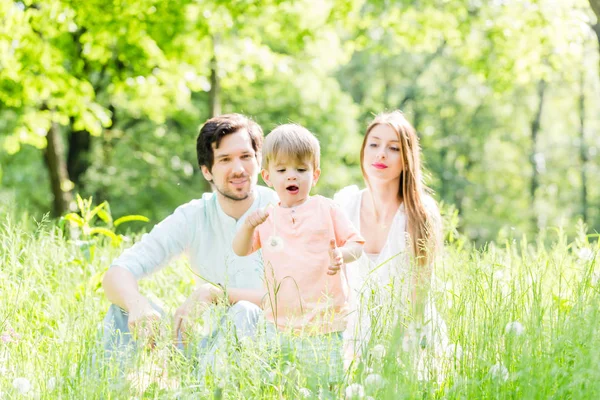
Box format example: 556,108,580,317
1,203,599,399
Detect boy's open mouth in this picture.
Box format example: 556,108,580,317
286,185,299,194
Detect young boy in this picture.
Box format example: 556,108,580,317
232,124,364,384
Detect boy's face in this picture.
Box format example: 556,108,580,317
262,156,320,208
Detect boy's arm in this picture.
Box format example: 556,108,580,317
232,208,269,256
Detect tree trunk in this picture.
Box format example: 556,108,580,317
578,73,588,223
67,123,92,188
439,118,449,201
209,36,221,118
529,80,546,229
43,121,73,216
588,0,600,72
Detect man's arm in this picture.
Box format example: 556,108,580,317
226,287,266,306
232,208,269,256
103,266,148,311
102,266,161,346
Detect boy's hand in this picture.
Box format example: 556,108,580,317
328,239,344,275
245,208,270,228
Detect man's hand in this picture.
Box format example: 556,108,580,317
328,239,344,275
127,296,162,349
245,208,269,228
173,283,223,345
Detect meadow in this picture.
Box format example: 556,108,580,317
1,200,599,399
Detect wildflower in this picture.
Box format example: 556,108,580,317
298,387,312,398
1,327,20,344
345,383,365,399
364,373,385,392
266,235,284,252
444,343,463,360
12,377,32,395
370,344,386,360
489,363,509,382
505,321,525,336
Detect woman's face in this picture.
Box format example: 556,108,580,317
362,124,404,183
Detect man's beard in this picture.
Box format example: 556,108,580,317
213,175,253,201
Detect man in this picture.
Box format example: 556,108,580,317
102,113,277,356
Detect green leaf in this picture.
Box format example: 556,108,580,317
88,201,108,221
88,227,120,242
96,208,112,225
76,194,85,214
64,213,85,227
114,215,150,227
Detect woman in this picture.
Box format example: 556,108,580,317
336,111,448,372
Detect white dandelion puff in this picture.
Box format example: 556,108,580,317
266,235,284,252
489,363,509,382
444,343,463,360
364,373,385,392
578,247,594,262
370,344,386,360
12,377,32,394
298,387,312,398
345,383,365,399
505,321,525,336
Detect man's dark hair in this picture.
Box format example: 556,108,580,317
196,113,263,171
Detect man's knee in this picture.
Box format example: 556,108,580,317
230,300,261,318
228,301,262,337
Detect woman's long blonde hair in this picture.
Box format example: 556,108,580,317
360,111,440,266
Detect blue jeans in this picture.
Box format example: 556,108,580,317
102,300,262,369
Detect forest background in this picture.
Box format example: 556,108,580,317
1,0,599,244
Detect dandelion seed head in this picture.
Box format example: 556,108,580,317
364,373,385,392
578,247,594,262
266,235,284,252
12,377,32,394
370,344,386,360
444,343,463,359
489,363,509,382
345,383,365,399
505,321,525,336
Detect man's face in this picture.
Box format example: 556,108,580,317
201,129,260,201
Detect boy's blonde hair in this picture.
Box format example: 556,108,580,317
262,124,320,170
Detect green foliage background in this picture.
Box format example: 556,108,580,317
1,0,599,243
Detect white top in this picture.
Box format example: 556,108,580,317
111,185,278,289
334,185,448,361
334,185,411,292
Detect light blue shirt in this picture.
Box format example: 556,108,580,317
111,185,278,289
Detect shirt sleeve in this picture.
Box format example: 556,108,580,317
110,202,198,279
330,201,364,247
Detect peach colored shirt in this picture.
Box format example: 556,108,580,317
252,195,364,335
